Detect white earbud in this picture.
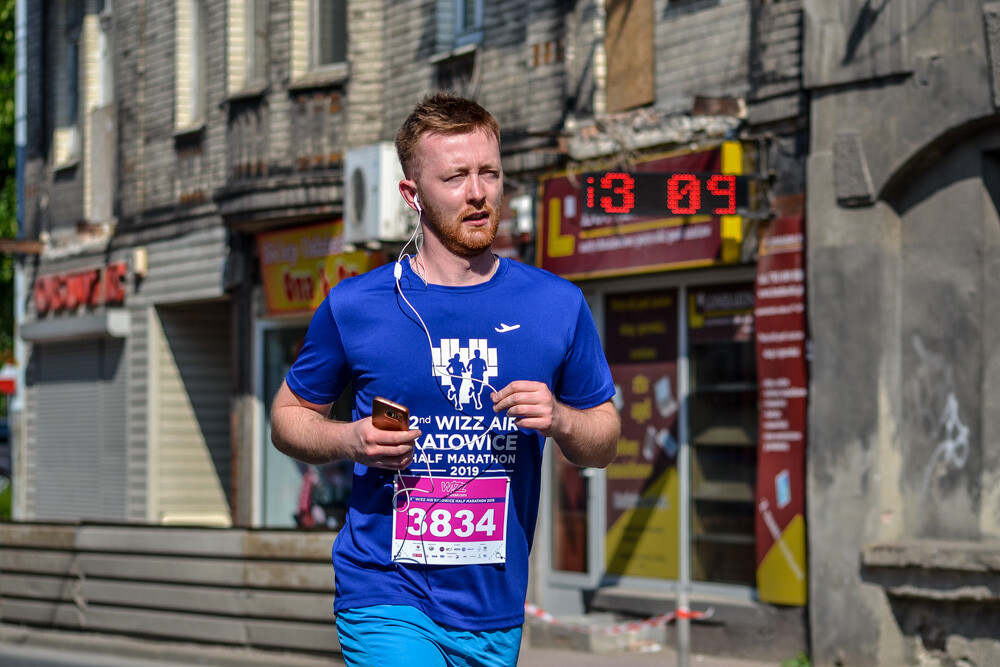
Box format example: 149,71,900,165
413,194,422,215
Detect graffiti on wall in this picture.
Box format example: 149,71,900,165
906,335,970,496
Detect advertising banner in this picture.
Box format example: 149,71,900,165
537,143,744,279
604,290,680,579
754,215,808,605
257,221,384,316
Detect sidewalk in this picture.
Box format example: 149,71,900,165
0,625,781,666
0,642,777,667
519,644,779,666
0,642,779,667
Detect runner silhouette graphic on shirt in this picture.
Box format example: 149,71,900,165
468,349,489,409
446,353,467,409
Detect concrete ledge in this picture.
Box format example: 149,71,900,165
862,539,1000,601
863,539,1000,572
861,539,1000,665
0,624,337,667
0,522,339,656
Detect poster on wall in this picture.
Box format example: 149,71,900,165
537,143,744,280
604,290,680,579
754,214,808,605
257,221,384,316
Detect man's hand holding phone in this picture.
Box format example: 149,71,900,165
352,397,421,471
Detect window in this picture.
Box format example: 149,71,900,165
604,0,654,112
53,0,82,166
97,0,114,107
314,0,347,67
227,0,269,94
90,0,117,222
251,0,269,82
175,0,206,129
290,0,347,80
455,0,482,47
435,0,482,53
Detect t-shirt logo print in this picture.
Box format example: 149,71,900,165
433,338,498,410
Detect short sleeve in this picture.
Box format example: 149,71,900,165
555,295,615,409
285,298,351,405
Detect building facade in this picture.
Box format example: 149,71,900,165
15,1,1000,665
11,0,807,662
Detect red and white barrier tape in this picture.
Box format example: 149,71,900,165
523,602,714,636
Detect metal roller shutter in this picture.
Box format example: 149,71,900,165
152,302,232,526
31,338,128,521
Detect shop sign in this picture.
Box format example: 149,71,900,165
603,289,680,579
687,283,755,344
537,143,744,279
754,215,808,606
33,261,127,315
257,221,384,316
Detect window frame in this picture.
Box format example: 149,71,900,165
311,0,347,70
454,0,483,48
53,0,83,167
247,0,269,84
175,0,207,131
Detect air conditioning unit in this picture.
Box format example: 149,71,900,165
343,142,412,245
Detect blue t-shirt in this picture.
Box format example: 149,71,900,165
285,257,614,630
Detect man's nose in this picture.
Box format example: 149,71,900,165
466,176,486,202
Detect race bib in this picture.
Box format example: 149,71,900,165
391,475,510,566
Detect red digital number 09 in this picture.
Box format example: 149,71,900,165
666,173,737,215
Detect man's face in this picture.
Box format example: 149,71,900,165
411,129,503,257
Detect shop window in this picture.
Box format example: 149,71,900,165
603,289,681,580
598,283,758,587
604,0,654,113
687,283,758,586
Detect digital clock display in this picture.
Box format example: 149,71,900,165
583,171,749,217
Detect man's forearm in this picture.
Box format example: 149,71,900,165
551,400,620,468
271,404,355,465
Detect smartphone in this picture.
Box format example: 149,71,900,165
372,396,410,431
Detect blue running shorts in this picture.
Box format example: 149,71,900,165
335,604,522,667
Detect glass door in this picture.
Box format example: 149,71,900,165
259,324,354,529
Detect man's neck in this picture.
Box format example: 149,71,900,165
412,243,497,287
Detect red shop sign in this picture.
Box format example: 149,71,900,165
34,261,128,315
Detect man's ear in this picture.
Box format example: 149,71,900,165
399,179,420,213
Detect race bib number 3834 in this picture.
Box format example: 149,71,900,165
391,475,510,566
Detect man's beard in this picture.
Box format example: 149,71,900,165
421,197,502,258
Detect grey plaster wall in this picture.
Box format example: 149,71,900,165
806,2,1000,665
